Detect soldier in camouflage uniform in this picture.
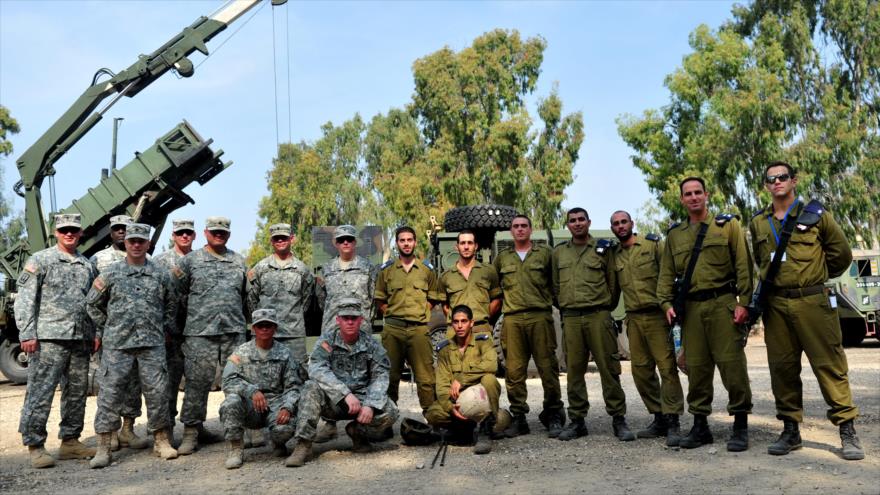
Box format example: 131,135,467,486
437,230,502,337
286,299,398,467
173,216,249,455
220,309,306,469
86,223,179,468
247,223,315,364
16,214,97,468
89,214,131,272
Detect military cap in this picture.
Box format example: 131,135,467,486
206,216,231,232
269,223,292,237
172,219,195,233
55,213,82,229
110,215,134,227
125,223,152,240
334,224,357,239
337,298,363,317
251,308,279,327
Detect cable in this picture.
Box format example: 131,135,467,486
271,3,280,147
286,2,292,145
193,0,268,71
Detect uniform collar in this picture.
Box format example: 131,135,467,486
394,258,423,270
450,260,485,274
268,254,300,269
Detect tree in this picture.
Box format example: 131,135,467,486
0,105,24,253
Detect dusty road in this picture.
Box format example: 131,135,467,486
1,338,878,495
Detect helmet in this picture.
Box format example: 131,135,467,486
400,418,437,446
457,384,491,422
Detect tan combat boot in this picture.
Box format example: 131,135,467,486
177,426,199,455
285,439,311,467
119,417,149,449
28,445,55,469
225,439,243,469
153,429,179,460
57,437,97,460
110,430,120,451
89,433,112,469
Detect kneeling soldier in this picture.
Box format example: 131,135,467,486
219,309,306,469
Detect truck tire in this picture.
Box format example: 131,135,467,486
443,205,519,232
841,319,867,347
0,339,29,384
492,317,506,378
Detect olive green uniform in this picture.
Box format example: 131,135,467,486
614,235,684,415
553,238,624,419
494,245,563,417
749,201,857,425
438,261,501,335
657,214,754,417
375,259,442,411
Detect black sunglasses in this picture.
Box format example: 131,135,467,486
336,237,356,244
765,173,791,184
57,227,81,235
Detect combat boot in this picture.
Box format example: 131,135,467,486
727,412,749,452
346,422,373,453
314,419,338,443
839,420,865,461
665,414,682,447
558,417,588,441
224,439,243,469
177,426,198,455
286,439,311,467
636,413,667,439
613,416,636,441
28,445,55,469
110,430,120,451
767,420,801,455
679,415,713,449
57,437,97,460
504,413,530,438
89,433,112,469
119,417,149,450
153,430,178,460
271,440,288,457
493,409,512,439
196,423,224,444
541,409,565,439
473,415,495,455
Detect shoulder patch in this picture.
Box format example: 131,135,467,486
666,222,681,234
645,233,660,242
92,277,106,292
421,259,434,270
320,341,332,353
24,262,37,274
246,268,256,281
595,238,614,255
229,354,241,365
475,334,490,341
379,260,394,270
714,213,738,225
435,339,452,352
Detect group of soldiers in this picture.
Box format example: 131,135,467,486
15,160,865,471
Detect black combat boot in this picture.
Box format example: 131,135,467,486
473,415,494,455
540,409,566,438
612,416,636,441
558,417,588,441
839,420,865,461
727,412,749,452
504,413,530,438
636,413,667,439
767,420,802,455
665,414,681,447
679,414,713,449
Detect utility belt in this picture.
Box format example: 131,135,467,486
384,317,426,328
561,306,606,317
626,305,661,315
687,282,736,302
473,320,488,326
770,284,826,299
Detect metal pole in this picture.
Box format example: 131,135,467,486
111,117,124,173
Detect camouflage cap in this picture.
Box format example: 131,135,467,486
55,213,82,229
125,223,152,240
269,223,292,237
172,219,195,233
334,224,357,239
337,298,363,317
251,308,279,327
110,215,134,228
205,216,231,232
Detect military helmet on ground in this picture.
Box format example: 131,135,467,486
400,418,437,446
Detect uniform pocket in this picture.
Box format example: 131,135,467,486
787,230,819,262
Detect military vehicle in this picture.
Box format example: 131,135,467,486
831,248,880,346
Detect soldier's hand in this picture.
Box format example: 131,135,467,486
451,404,468,421
276,408,291,425
21,339,38,354
732,305,749,325
252,391,268,413
356,405,373,424
450,380,462,401
345,393,362,415
93,338,101,353
665,308,676,326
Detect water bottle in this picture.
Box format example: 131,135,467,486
671,323,682,355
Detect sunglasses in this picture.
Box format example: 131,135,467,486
174,230,195,237
271,236,290,243
336,237,356,244
208,230,230,236
57,227,81,235
765,173,791,184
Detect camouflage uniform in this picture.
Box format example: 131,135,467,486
16,242,96,446
153,247,187,425
316,255,377,335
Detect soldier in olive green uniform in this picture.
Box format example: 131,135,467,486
749,161,863,460
657,177,754,452
375,226,442,412
438,230,502,336
611,211,684,446
553,208,633,442
493,215,565,437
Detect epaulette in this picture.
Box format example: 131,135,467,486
645,233,660,242
475,334,490,341
715,213,738,225
595,238,614,255
434,339,452,352
751,208,766,220
666,222,681,234
379,259,394,270
796,199,825,230
422,259,434,270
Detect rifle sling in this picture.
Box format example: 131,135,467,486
679,222,709,301
761,206,800,295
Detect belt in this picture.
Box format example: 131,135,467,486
687,283,736,302
771,284,826,299
626,306,661,314
561,306,605,317
473,320,488,326
384,317,425,328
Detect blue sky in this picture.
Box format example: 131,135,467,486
0,0,736,252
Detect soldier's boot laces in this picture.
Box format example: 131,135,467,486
767,420,802,456
613,416,636,442
177,426,199,455
637,413,668,439
243,428,266,449
58,437,97,460
346,422,373,453
224,439,243,469
285,439,312,467
493,409,513,439
839,420,865,461
110,430,120,452
665,414,682,447
119,417,149,450
504,413,530,438
153,429,178,460
473,416,494,455
727,413,749,452
89,433,112,469
197,423,224,445
679,414,713,449
314,420,338,443
558,417,588,441
28,445,55,469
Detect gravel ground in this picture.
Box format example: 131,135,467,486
1,337,877,495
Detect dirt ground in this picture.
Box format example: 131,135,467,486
0,337,877,495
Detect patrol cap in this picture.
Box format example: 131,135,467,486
55,213,82,230
251,308,279,327
172,219,195,233
206,216,231,232
125,223,152,240
110,215,134,228
269,223,292,237
334,224,357,239
337,298,363,317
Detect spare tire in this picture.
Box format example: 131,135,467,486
444,205,519,232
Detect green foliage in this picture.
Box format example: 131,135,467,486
0,105,24,253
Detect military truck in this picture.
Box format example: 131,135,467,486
830,248,880,346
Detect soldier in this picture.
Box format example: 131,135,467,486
657,177,754,451
749,161,864,460
173,216,249,455
247,223,315,364
437,229,502,336
219,309,306,469
610,211,684,446
493,214,565,437
86,223,179,468
286,299,399,467
89,214,132,271
425,305,505,454
16,213,97,468
153,219,195,438
375,226,441,413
